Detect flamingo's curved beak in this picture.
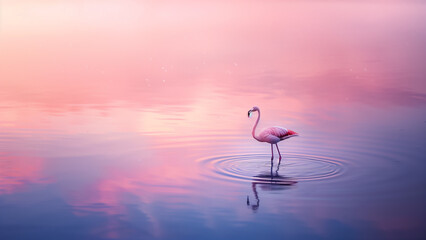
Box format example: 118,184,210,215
248,110,252,118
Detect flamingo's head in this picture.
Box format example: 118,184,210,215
248,106,259,118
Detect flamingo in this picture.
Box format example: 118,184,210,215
248,106,298,167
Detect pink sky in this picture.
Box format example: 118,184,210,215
1,1,425,135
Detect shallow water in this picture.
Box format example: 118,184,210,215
1,1,426,239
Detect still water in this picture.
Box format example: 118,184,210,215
1,1,426,239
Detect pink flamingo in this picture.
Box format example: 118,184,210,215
248,106,298,164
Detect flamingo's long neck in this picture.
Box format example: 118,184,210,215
252,110,261,142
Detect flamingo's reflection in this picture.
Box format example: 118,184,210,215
247,160,297,212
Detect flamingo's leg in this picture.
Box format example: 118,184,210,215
276,144,282,159
270,144,274,177
276,144,282,172
276,144,282,163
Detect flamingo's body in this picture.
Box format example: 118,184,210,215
248,106,298,163
257,126,298,144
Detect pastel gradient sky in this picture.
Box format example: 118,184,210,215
1,1,426,134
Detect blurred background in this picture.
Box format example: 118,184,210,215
1,1,426,239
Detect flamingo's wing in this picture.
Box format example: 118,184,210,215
260,127,298,142
259,127,298,143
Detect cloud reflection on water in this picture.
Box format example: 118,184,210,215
0,153,48,195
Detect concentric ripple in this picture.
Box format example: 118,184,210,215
199,153,348,183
